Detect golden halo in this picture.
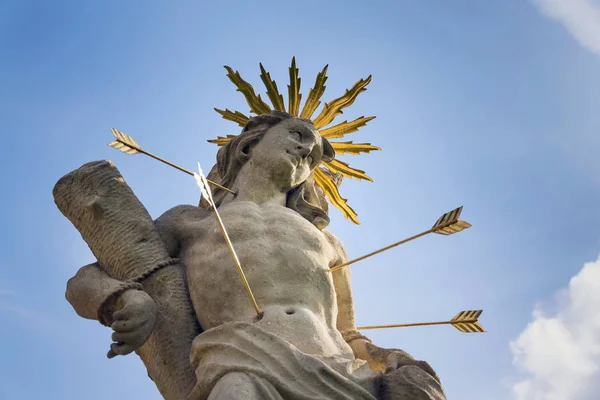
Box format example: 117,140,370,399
209,58,379,224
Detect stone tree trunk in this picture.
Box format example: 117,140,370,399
53,160,199,400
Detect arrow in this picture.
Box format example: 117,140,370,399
108,128,236,195
329,206,471,273
194,162,262,318
357,310,486,333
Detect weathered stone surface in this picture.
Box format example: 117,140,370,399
58,113,445,399
54,160,199,399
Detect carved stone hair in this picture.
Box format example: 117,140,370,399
202,111,335,229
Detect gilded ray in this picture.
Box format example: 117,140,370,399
259,63,285,111
313,76,372,129
207,135,236,146
331,141,381,155
319,116,376,139
224,66,271,114
314,167,359,224
214,108,250,127
300,65,329,119
287,57,301,115
324,159,373,181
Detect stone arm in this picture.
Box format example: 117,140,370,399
55,160,203,399
325,231,382,370
66,262,137,321
65,204,208,326
327,231,442,384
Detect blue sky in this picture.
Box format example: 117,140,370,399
1,1,599,399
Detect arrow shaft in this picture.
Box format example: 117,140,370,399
329,217,464,273
197,175,261,317
329,228,434,273
136,146,194,176
357,319,478,330
357,320,452,330
120,141,235,195
210,206,262,317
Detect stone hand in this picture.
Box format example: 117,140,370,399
107,289,157,359
366,342,440,382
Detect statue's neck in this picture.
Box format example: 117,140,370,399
229,163,287,206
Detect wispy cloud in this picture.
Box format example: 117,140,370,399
531,0,600,56
509,255,600,400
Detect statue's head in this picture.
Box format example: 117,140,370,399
204,111,335,229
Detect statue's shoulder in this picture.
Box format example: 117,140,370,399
321,229,347,259
156,204,211,223
155,205,211,256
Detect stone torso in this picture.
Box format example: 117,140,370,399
180,200,353,359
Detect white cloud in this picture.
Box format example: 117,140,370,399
510,255,600,400
531,0,600,56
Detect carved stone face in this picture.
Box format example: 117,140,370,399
248,118,328,189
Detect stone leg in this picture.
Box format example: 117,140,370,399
207,372,283,400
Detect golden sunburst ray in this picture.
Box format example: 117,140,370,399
323,159,373,182
319,116,376,139
212,58,379,224
313,76,372,129
300,64,328,119
330,141,381,155
224,66,271,115
288,57,301,115
260,63,285,111
214,108,250,127
314,167,359,225
207,135,237,146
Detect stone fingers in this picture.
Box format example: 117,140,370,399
111,319,136,332
108,315,153,359
107,342,137,358
112,330,143,344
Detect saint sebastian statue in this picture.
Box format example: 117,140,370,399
54,62,446,400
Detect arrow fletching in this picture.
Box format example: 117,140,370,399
432,206,472,235
450,309,486,333
107,128,142,154
194,162,214,207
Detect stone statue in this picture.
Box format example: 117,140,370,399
54,60,447,399
55,112,445,399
